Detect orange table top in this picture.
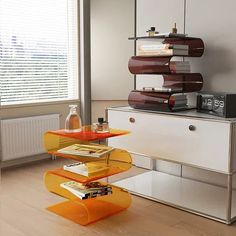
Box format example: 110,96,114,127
48,126,129,141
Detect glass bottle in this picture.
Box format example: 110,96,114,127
65,105,82,133
92,117,109,133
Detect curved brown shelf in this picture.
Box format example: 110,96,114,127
162,73,203,92
129,56,196,75
128,90,195,112
129,36,204,57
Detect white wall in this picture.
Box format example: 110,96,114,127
186,0,236,92
91,0,134,100
136,0,236,186
136,0,185,90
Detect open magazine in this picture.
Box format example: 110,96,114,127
57,143,114,158
60,181,112,200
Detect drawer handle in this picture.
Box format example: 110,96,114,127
189,125,196,131
129,117,135,123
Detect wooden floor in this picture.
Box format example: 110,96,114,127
1,158,236,236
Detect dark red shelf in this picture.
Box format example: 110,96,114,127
129,36,204,57
128,90,193,112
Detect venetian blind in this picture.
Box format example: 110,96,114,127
0,0,79,105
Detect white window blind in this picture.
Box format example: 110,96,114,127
0,0,79,105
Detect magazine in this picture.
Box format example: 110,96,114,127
57,143,114,158
60,181,112,200
63,162,109,177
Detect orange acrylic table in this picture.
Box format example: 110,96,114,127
43,126,132,225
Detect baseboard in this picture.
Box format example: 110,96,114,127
1,153,52,169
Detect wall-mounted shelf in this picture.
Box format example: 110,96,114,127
127,35,204,112
129,36,204,57
128,90,196,112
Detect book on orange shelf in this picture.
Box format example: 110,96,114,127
57,143,114,158
60,181,112,200
63,162,109,177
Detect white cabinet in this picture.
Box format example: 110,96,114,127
107,106,236,224
108,107,234,173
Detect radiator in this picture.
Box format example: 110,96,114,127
1,114,60,161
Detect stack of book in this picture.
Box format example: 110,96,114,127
168,94,188,110
60,181,112,200
138,43,189,56
168,61,190,73
63,162,109,177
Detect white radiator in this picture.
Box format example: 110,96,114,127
1,114,59,161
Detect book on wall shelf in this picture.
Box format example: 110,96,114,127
155,32,187,37
138,48,188,57
139,44,189,51
128,33,188,40
57,144,114,158
60,181,112,200
63,162,109,177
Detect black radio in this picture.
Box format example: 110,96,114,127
197,92,236,118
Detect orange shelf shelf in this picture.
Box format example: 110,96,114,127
48,126,129,142
48,162,129,184
43,126,132,225
45,172,131,225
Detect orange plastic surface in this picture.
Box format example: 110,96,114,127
48,126,129,142
48,165,123,184
45,173,131,225
47,148,132,183
44,127,132,225
44,132,132,166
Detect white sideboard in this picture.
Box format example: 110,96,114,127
107,106,236,224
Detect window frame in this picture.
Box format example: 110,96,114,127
0,0,80,107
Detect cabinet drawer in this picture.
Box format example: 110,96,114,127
108,110,231,173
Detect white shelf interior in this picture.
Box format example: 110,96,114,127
113,171,236,221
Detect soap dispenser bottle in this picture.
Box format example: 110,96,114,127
65,105,82,133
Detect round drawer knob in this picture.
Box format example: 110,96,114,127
189,125,196,131
129,117,135,123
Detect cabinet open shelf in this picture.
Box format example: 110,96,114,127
114,171,236,223
43,127,132,225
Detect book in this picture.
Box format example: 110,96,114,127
63,162,109,177
169,61,190,73
168,99,188,106
60,181,112,200
143,87,183,93
138,48,189,56
170,94,187,100
169,61,190,70
155,33,187,37
57,144,114,158
139,44,189,51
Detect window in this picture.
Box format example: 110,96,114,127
0,0,79,106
